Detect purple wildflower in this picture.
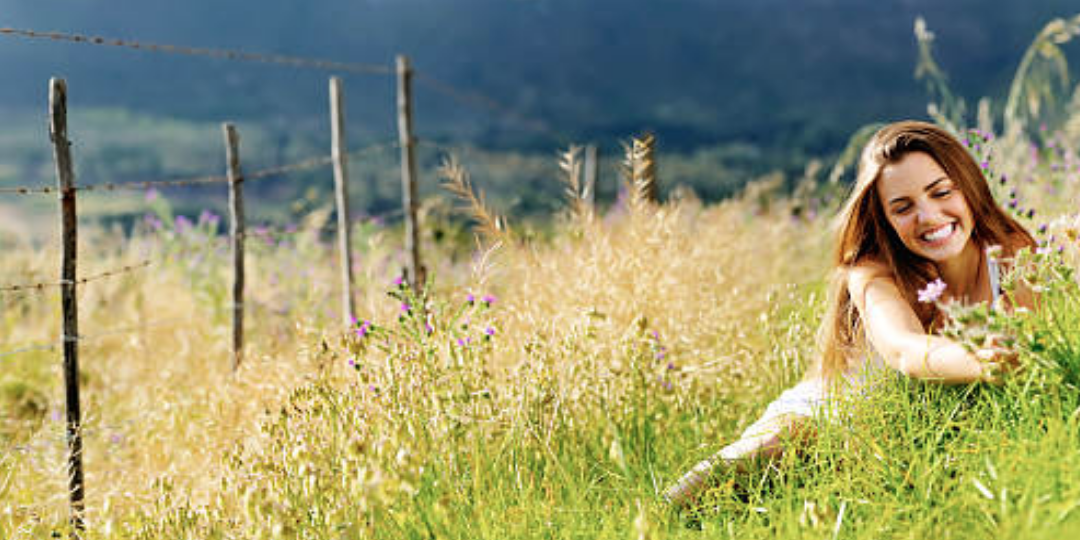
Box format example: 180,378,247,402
144,214,163,231
400,302,411,313
355,320,371,339
198,210,220,227
484,326,496,337
918,278,947,304
482,294,497,306
175,215,193,233
466,293,476,305
393,276,405,287
145,188,159,202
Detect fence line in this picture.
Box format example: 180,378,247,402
0,24,561,143
0,317,192,361
0,27,393,76
0,185,57,195
0,62,563,529
413,72,567,142
0,141,400,197
0,260,151,294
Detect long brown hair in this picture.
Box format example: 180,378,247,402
816,120,1035,378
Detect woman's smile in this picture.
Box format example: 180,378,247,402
877,151,975,263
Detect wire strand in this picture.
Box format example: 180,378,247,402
0,27,393,75
0,260,151,294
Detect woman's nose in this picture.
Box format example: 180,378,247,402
914,204,938,224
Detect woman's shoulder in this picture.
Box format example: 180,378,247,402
846,259,893,282
844,259,895,299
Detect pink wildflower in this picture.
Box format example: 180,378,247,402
918,278,947,304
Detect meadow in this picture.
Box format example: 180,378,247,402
3,16,1080,540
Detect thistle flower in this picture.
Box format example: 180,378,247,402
482,294,497,307
175,215,193,233
466,293,476,305
355,320,371,339
918,278,947,304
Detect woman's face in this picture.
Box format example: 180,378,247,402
876,151,974,263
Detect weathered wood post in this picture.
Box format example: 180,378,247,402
584,144,599,209
330,76,355,325
223,123,245,370
48,76,85,536
396,54,425,290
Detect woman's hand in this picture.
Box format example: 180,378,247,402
974,333,1021,384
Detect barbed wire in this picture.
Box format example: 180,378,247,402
1,141,400,197
412,72,568,143
0,185,57,195
0,340,56,360
0,24,565,145
0,316,189,361
0,260,151,294
75,174,230,193
0,27,393,76
242,207,407,243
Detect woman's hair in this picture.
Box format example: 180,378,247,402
815,120,1035,378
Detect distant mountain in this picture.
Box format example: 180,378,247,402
2,0,1076,151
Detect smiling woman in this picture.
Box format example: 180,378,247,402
663,120,1037,511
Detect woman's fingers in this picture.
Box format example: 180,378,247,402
975,342,1021,384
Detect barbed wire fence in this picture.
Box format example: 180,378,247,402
0,24,604,536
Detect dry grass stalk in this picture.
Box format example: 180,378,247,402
557,145,593,224
622,133,658,214
438,154,511,247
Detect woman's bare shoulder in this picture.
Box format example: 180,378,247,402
845,260,896,301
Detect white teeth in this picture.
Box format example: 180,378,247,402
922,223,953,242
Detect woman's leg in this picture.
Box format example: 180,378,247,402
663,377,826,510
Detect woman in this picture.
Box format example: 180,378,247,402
664,120,1036,509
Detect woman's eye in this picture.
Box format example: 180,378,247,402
893,205,912,215
932,189,952,198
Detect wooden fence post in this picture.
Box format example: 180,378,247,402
396,55,425,290
584,144,599,209
49,77,85,536
223,123,245,370
330,77,355,325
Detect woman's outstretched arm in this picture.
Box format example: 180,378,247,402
848,264,1000,384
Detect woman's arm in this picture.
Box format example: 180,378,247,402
848,264,990,384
